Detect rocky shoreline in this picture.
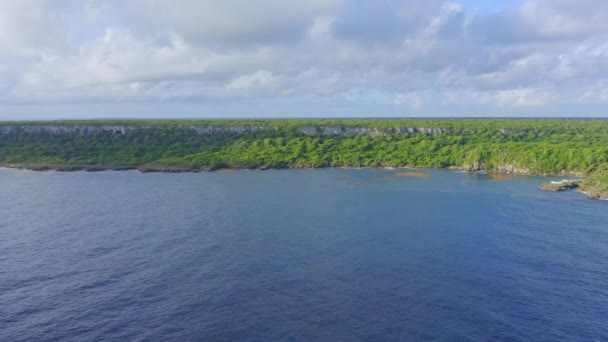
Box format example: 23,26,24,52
538,180,608,200
3,162,606,200
0,164,214,173
577,185,608,200
539,180,580,192
0,163,586,176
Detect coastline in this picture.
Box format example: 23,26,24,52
0,162,586,176
3,162,604,200
2,119,606,200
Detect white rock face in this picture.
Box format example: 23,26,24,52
0,125,452,137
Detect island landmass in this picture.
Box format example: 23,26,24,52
1,119,607,199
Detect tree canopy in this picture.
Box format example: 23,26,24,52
1,119,607,179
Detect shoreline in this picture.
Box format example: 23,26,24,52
3,163,604,200
0,163,586,177
2,119,604,200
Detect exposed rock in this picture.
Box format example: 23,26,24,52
539,181,580,192
578,185,608,200
296,126,319,135
0,124,451,137
0,125,135,134
464,162,484,171
495,164,530,174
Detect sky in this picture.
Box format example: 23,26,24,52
1,0,608,119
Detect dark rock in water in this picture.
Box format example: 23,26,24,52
539,181,579,192
539,178,608,200
540,179,608,199
136,166,204,173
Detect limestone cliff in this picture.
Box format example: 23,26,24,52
0,125,450,137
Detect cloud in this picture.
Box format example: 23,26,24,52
1,0,608,118
491,88,554,108
121,0,341,46
394,92,425,109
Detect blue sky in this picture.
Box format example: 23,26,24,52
0,0,607,119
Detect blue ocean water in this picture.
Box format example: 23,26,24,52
1,168,607,341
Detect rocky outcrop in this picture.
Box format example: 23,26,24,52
0,164,136,172
462,162,528,173
578,180,608,199
539,181,580,192
464,162,484,171
495,164,531,174
188,126,264,134
0,125,136,134
538,180,608,199
0,125,451,137
579,187,608,200
395,127,448,135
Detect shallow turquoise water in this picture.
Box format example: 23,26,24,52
1,168,607,341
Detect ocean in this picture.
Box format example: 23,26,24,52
1,168,607,341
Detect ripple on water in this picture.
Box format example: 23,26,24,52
1,168,607,341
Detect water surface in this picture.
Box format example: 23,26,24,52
1,168,607,341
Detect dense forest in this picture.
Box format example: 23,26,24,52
1,119,607,196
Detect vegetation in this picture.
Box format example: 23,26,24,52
1,118,607,197
580,168,608,199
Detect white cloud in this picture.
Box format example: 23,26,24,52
1,0,608,117
579,80,608,103
226,70,279,93
125,0,340,45
492,88,554,107
394,93,424,109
